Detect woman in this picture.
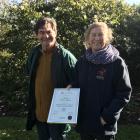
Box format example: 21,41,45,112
72,22,132,140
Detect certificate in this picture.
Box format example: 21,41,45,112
47,88,80,124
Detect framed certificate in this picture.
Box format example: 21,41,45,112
47,88,80,124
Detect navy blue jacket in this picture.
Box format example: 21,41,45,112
73,55,132,135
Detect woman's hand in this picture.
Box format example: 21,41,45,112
100,117,107,125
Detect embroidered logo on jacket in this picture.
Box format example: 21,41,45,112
96,68,106,80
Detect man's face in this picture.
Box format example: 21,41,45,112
36,23,57,52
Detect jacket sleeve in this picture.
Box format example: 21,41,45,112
63,50,77,84
26,111,36,130
25,47,37,130
101,58,132,124
71,58,81,88
25,47,37,77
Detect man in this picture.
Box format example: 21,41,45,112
26,17,77,140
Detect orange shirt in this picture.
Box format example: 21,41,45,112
35,52,53,122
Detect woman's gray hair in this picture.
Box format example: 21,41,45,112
84,22,113,49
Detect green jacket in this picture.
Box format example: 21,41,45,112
26,43,77,130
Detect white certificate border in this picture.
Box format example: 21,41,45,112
47,88,80,124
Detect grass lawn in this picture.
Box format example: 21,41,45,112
0,117,140,140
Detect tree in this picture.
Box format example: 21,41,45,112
0,0,137,116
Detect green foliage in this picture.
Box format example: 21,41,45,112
114,8,140,86
40,0,134,56
0,0,138,116
0,2,41,116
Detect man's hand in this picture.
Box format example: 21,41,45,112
66,84,72,88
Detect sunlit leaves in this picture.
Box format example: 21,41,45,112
0,0,138,116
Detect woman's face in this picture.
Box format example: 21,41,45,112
88,26,108,52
